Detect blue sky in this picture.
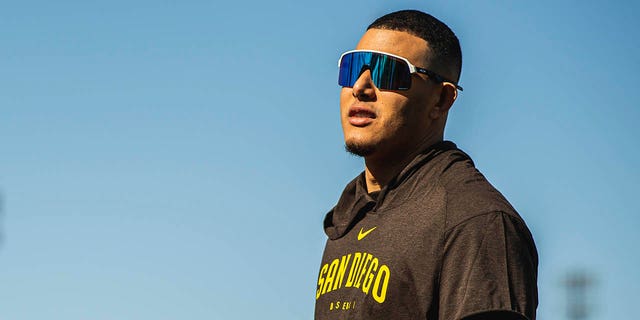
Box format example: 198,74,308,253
1,0,639,319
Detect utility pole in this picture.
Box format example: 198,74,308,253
564,270,595,320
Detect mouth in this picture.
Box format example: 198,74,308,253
348,105,377,127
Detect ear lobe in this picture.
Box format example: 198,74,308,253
429,83,458,119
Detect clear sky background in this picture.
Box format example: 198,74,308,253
1,0,639,319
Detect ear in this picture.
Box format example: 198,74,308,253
429,83,458,119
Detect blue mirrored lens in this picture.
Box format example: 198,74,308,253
338,51,411,90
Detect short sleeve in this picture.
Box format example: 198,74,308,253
438,212,538,320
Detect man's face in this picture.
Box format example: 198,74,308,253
340,29,444,159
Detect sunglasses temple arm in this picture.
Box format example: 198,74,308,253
416,67,463,91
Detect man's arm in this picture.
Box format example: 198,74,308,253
461,310,531,320
438,211,538,320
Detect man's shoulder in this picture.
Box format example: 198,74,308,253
429,147,523,230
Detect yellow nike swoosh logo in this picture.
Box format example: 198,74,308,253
357,227,377,240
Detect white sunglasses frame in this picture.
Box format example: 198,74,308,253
338,49,463,91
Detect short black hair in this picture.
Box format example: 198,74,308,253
368,10,462,83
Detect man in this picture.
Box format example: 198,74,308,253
315,10,538,320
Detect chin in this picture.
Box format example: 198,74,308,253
344,140,377,157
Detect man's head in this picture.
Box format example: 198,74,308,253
340,10,462,160
368,10,462,84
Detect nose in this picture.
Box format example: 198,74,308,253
351,69,377,100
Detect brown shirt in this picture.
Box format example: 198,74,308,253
315,141,538,320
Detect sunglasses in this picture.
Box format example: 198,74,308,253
338,50,463,91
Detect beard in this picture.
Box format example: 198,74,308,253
344,141,376,157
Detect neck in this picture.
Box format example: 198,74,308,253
364,136,443,193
